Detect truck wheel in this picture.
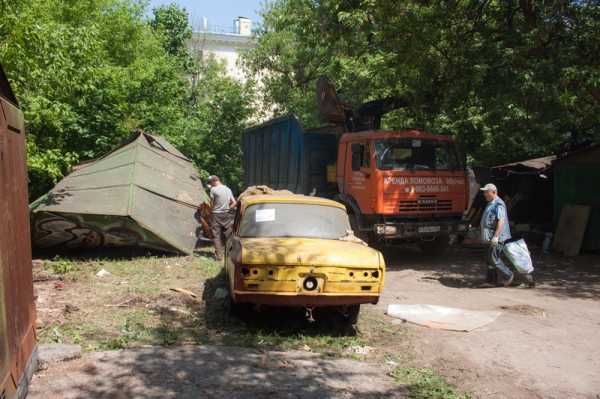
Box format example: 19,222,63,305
419,235,450,256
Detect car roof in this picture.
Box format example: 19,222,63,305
240,194,346,212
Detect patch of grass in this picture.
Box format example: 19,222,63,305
390,367,472,399
48,256,78,274
220,328,368,355
35,253,405,360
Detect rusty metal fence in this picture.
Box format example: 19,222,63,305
0,65,37,399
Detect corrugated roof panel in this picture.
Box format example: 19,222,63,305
54,163,133,192
69,145,137,178
144,134,191,161
130,186,200,254
35,185,131,216
30,131,209,254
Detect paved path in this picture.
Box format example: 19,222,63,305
30,346,405,399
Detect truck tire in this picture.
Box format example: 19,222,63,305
419,234,450,256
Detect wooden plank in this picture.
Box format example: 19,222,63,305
553,204,591,256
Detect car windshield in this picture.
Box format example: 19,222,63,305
239,202,351,239
374,138,460,171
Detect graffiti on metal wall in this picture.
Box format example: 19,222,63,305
32,212,170,252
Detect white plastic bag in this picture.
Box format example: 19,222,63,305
503,239,534,274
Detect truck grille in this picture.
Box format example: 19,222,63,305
399,199,453,212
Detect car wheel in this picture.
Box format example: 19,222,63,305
340,304,360,326
228,298,252,319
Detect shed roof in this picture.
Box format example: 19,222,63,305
493,155,557,171
555,144,600,165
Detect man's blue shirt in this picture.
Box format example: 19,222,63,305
481,197,511,242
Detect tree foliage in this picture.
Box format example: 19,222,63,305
151,3,192,59
244,0,600,165
0,0,253,198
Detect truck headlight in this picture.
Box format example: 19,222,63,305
375,224,397,235
385,226,397,235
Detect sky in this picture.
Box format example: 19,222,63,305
147,0,264,31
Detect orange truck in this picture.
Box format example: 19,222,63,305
244,117,468,254
243,78,469,254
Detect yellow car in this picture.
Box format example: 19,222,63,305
225,194,385,324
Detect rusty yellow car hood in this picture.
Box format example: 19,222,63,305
240,237,382,268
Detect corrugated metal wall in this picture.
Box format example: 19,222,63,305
243,115,306,193
243,115,338,196
554,147,600,252
0,68,37,399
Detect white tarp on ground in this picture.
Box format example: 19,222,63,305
386,304,502,332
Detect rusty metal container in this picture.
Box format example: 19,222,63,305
0,65,37,399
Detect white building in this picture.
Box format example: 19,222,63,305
188,17,255,81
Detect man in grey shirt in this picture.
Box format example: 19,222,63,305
207,175,236,260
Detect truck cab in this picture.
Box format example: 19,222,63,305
337,130,468,253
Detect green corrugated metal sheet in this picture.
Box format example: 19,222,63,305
554,147,600,252
30,132,209,254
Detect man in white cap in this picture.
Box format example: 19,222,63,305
480,183,514,287
207,175,236,261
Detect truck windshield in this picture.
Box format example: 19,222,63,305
239,203,351,239
374,138,460,171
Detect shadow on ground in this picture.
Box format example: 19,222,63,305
381,244,600,300
138,269,364,351
33,345,409,399
32,272,412,399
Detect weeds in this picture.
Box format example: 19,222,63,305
390,367,472,399
36,254,403,360
49,256,78,274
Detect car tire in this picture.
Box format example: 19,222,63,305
229,298,252,319
341,304,360,325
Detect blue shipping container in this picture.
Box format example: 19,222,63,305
243,115,338,196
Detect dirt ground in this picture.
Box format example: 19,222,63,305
379,245,600,399
29,245,600,398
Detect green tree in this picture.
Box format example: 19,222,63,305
150,3,192,59
1,0,254,198
168,57,255,192
245,0,600,165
